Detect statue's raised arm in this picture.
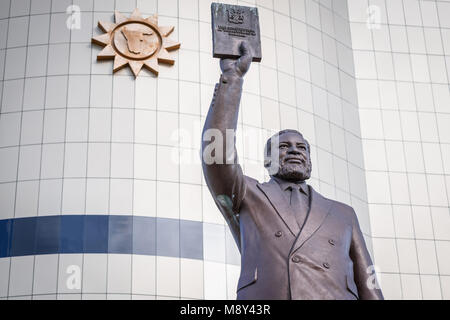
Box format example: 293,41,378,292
201,42,252,249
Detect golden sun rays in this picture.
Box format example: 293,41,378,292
92,9,181,77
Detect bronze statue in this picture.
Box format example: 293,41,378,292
201,42,384,300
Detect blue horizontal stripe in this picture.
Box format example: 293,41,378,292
0,215,203,261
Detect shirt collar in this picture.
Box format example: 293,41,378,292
272,176,309,196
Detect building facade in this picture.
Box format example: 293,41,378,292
0,0,448,300
348,0,450,299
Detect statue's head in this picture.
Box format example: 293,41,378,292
264,129,312,182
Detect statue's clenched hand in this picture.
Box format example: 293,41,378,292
220,41,252,79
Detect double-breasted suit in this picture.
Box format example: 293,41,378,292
202,71,383,300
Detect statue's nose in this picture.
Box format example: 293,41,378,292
288,147,301,154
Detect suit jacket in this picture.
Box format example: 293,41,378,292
202,74,383,300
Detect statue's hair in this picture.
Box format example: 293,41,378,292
264,129,310,168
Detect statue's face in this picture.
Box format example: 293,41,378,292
273,132,312,182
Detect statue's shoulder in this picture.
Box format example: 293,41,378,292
310,186,356,218
243,174,262,187
328,198,354,212
329,200,358,223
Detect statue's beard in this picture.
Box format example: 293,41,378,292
274,160,312,182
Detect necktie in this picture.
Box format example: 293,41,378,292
289,185,307,229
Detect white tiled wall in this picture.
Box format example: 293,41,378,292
348,0,450,299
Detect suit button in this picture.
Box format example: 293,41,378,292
292,255,301,263
323,262,330,269
275,231,282,237
328,239,335,246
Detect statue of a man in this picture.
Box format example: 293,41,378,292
201,42,384,300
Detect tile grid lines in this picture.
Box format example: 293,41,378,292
104,0,116,299
129,0,137,298
5,35,450,71
332,0,373,246
0,0,344,25
0,80,369,176
0,99,448,144
0,181,377,244
2,106,450,146
436,1,450,83
0,261,241,300
2,0,12,300
9,0,32,299
434,0,450,290
197,0,206,300
1,2,450,41
348,72,450,85
0,75,338,119
368,0,405,299
3,25,449,58
294,2,372,207
0,177,385,218
153,0,159,300
3,134,450,173
36,6,55,213
32,0,54,297
430,3,450,189
405,0,443,297
54,0,75,300
128,0,138,297
0,51,359,129
318,0,338,201
309,0,326,194
270,0,283,171
2,53,450,93
350,47,450,60
0,146,441,210
1,178,446,212
371,235,450,242
350,0,450,299
0,238,437,277
1,7,368,95
80,0,95,297
1,0,353,39
368,0,420,299
0,43,359,109
415,0,448,298
0,2,12,113
356,107,450,117
288,0,304,172
176,0,183,299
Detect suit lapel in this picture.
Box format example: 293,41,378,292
257,179,300,237
291,186,333,254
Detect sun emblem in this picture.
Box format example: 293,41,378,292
91,9,180,77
